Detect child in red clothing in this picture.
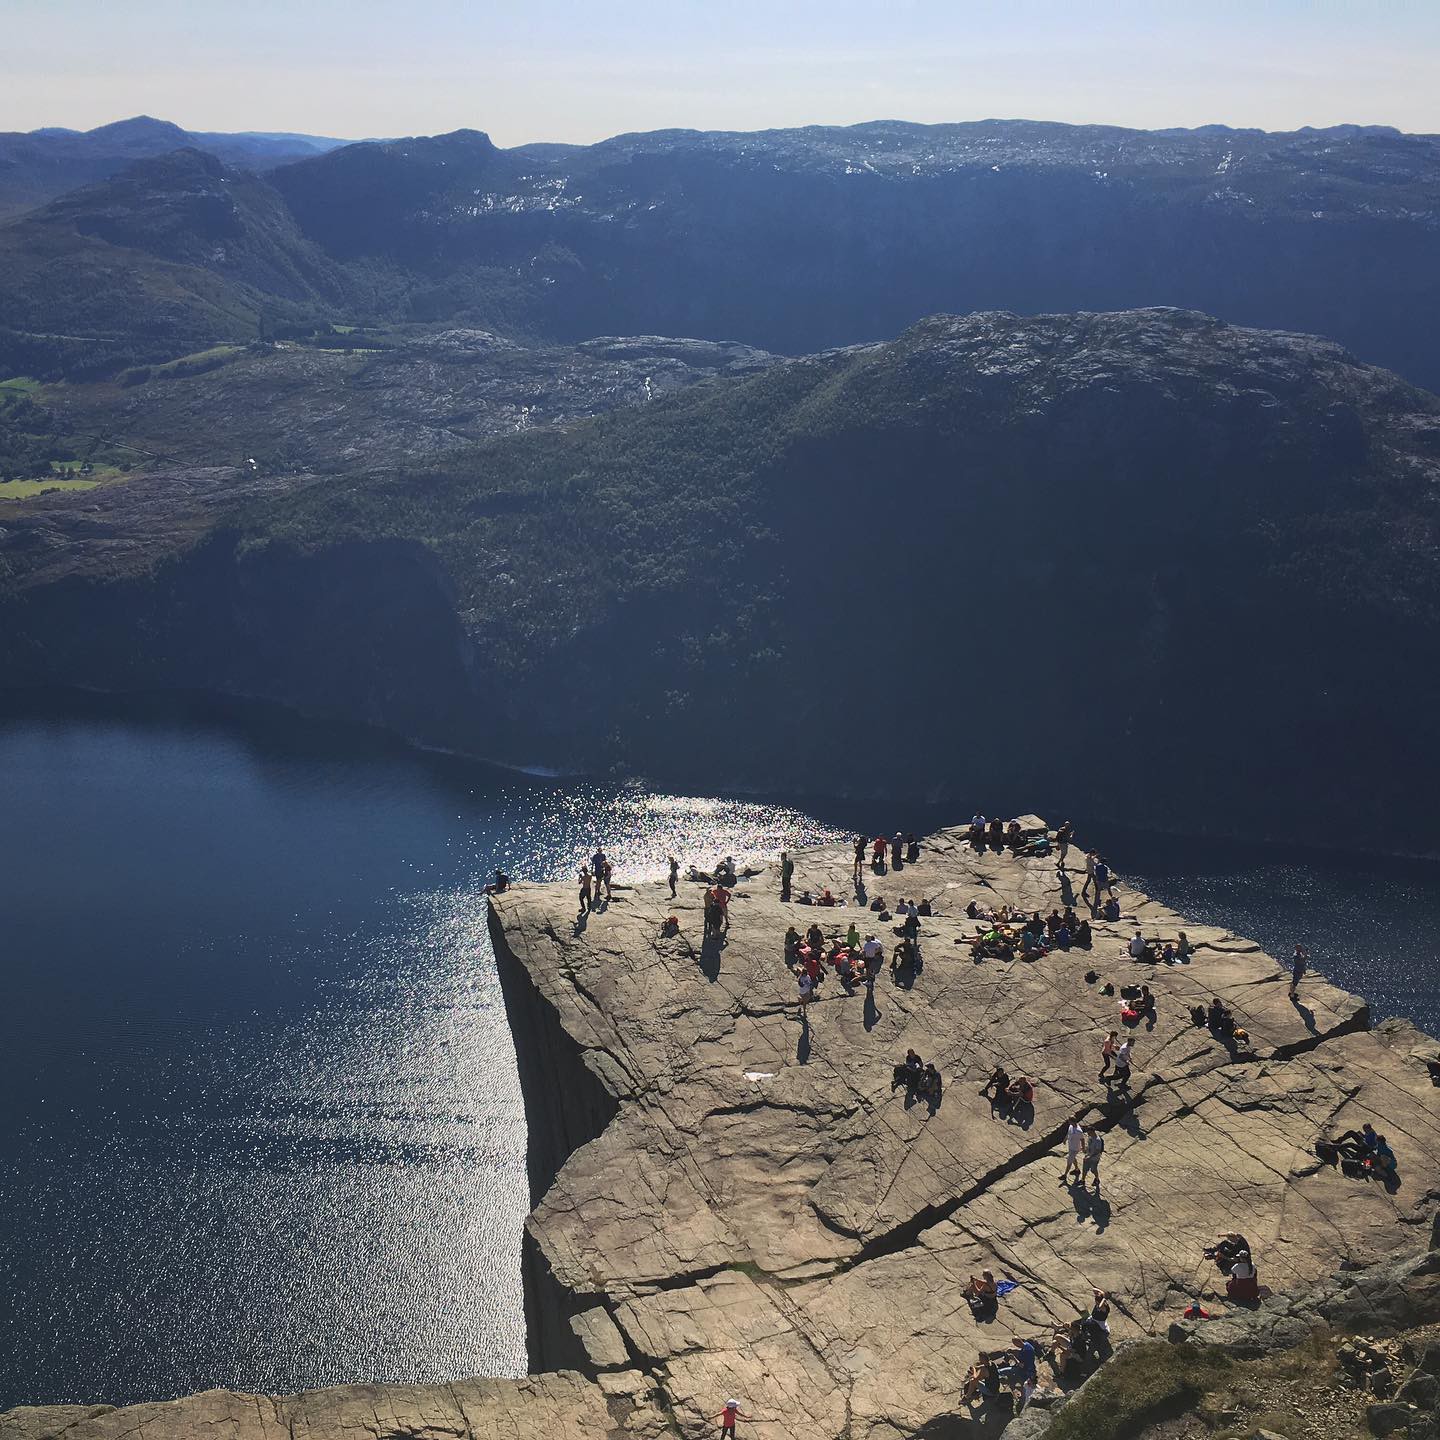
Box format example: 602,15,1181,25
714,1399,751,1436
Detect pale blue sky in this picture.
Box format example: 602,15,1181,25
5,0,1440,143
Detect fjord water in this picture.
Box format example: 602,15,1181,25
5,693,1440,1410
0,692,847,1410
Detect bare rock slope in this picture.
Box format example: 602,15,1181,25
7,822,1440,1440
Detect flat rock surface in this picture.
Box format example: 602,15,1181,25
8,823,1439,1440
493,824,1440,1438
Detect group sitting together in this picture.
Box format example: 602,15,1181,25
1127,929,1195,965
1204,1232,1260,1303
963,904,1093,959
962,1290,1111,1408
965,816,1052,859
980,1065,1037,1113
1316,1122,1400,1185
787,922,890,997
892,1049,943,1102
1188,997,1250,1046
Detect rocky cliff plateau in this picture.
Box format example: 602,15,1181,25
8,822,1440,1439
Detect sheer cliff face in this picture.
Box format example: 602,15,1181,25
4,309,1440,848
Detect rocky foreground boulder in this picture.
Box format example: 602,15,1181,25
9,822,1440,1439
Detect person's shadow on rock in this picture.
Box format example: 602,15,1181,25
796,1010,811,1065
1006,1100,1035,1130
925,1088,943,1118
1058,873,1076,908
698,933,723,982
1071,1186,1111,1233
572,911,589,937
863,987,881,1031
1145,1008,1158,1033
855,881,868,905
1290,994,1318,1034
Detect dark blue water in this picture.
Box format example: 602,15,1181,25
4,693,1440,1411
0,692,846,1410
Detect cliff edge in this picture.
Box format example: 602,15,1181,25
8,822,1440,1440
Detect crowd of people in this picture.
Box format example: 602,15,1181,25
549,823,1352,1430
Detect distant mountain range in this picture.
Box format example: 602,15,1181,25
0,115,348,220
3,117,1440,390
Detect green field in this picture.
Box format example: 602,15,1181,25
0,376,42,400
0,475,102,499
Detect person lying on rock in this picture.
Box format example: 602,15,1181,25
893,1049,924,1089
1336,1123,1381,1158
1205,1233,1251,1271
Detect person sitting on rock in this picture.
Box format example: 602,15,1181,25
483,868,510,895
861,934,884,979
996,1335,1040,1394
963,1354,1001,1406
917,897,933,917
1006,819,1023,849
980,1065,1011,1103
1337,1123,1381,1158
1158,941,1176,965
988,817,1006,850
1102,896,1122,922
892,1049,924,1089
918,1063,943,1107
1076,919,1093,948
891,937,918,979
1054,922,1072,950
1224,1248,1260,1303
1127,929,1151,961
966,900,981,919
1369,1135,1399,1184
1207,997,1235,1035
1206,1233,1251,1270
964,1270,999,1314
818,887,837,907
1177,932,1194,961
784,926,801,962
1005,1074,1036,1110
968,815,986,848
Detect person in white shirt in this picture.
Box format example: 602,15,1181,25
1128,931,1149,960
1112,1039,1134,1091
1064,1119,1085,1181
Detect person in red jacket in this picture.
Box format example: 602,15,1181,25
713,1399,752,1436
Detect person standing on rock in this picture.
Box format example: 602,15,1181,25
1290,943,1309,998
1064,1118,1085,1181
780,850,794,902
1080,850,1099,908
668,855,679,899
1110,1038,1134,1094
713,1400,752,1437
853,836,866,884
578,865,592,915
1098,1030,1119,1080
1056,821,1074,872
892,831,905,871
1082,1126,1104,1190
